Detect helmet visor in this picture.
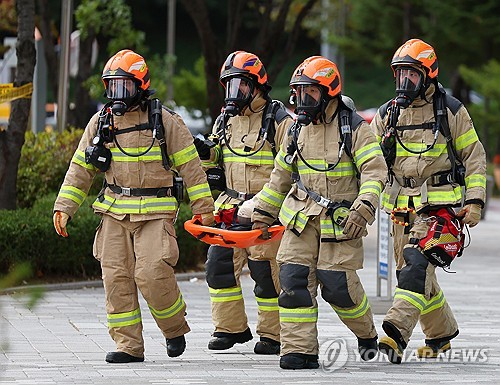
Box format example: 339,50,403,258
395,67,423,94
295,85,322,109
106,78,137,100
225,76,254,101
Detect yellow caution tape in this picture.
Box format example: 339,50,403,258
0,83,33,103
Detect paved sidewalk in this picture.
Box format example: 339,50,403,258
1,200,500,384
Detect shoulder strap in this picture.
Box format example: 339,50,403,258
149,98,171,171
338,102,363,178
262,100,289,157
378,100,392,120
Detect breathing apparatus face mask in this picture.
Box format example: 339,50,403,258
105,78,140,116
394,66,425,108
293,84,324,126
223,76,255,117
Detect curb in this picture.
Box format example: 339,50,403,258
0,271,208,295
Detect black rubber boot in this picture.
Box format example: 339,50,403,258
358,336,378,361
279,353,320,370
254,337,280,355
105,351,144,363
208,328,253,350
166,335,186,357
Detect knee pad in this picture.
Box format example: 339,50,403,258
278,263,312,308
248,259,278,298
205,245,236,289
316,270,355,308
398,247,429,294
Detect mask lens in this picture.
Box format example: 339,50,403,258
296,85,321,108
395,68,423,93
106,78,137,100
225,77,254,100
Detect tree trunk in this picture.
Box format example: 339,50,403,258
0,0,36,210
37,0,59,101
180,0,224,122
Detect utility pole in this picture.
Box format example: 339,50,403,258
57,0,73,132
166,0,176,102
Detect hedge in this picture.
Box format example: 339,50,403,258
0,193,209,283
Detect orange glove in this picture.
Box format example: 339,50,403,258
53,211,70,237
457,204,482,227
200,212,215,226
252,221,270,240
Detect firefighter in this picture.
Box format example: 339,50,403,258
251,56,388,369
193,51,293,354
53,49,215,363
370,39,487,364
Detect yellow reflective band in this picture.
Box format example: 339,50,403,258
276,149,293,172
213,146,222,163
58,185,87,206
331,294,370,319
209,287,243,303
107,308,141,328
170,144,198,167
413,186,463,206
256,297,279,312
187,183,212,200
359,180,382,197
259,185,285,208
93,194,177,214
110,147,163,162
421,290,446,315
394,288,426,312
297,161,356,177
354,142,383,167
465,174,486,189
72,149,96,170
279,204,308,230
279,307,318,323
222,148,275,166
215,202,236,211
396,143,447,157
149,294,185,319
201,160,219,168
455,128,479,150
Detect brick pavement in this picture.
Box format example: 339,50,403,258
1,199,499,384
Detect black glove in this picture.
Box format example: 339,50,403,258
193,137,211,160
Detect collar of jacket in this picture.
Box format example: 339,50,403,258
409,83,436,108
241,92,267,116
321,97,340,122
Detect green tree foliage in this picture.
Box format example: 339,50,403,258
460,60,500,157
172,56,207,112
330,0,500,104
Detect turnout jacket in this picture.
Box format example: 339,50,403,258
252,98,387,241
54,103,214,221
370,84,487,213
203,93,293,211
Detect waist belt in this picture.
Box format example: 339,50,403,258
108,184,173,197
225,188,254,201
292,172,350,211
393,170,455,188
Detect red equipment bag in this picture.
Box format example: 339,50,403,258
418,208,465,267
184,215,285,249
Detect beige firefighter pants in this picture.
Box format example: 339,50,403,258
277,216,376,356
209,240,281,342
384,213,458,344
93,215,190,357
